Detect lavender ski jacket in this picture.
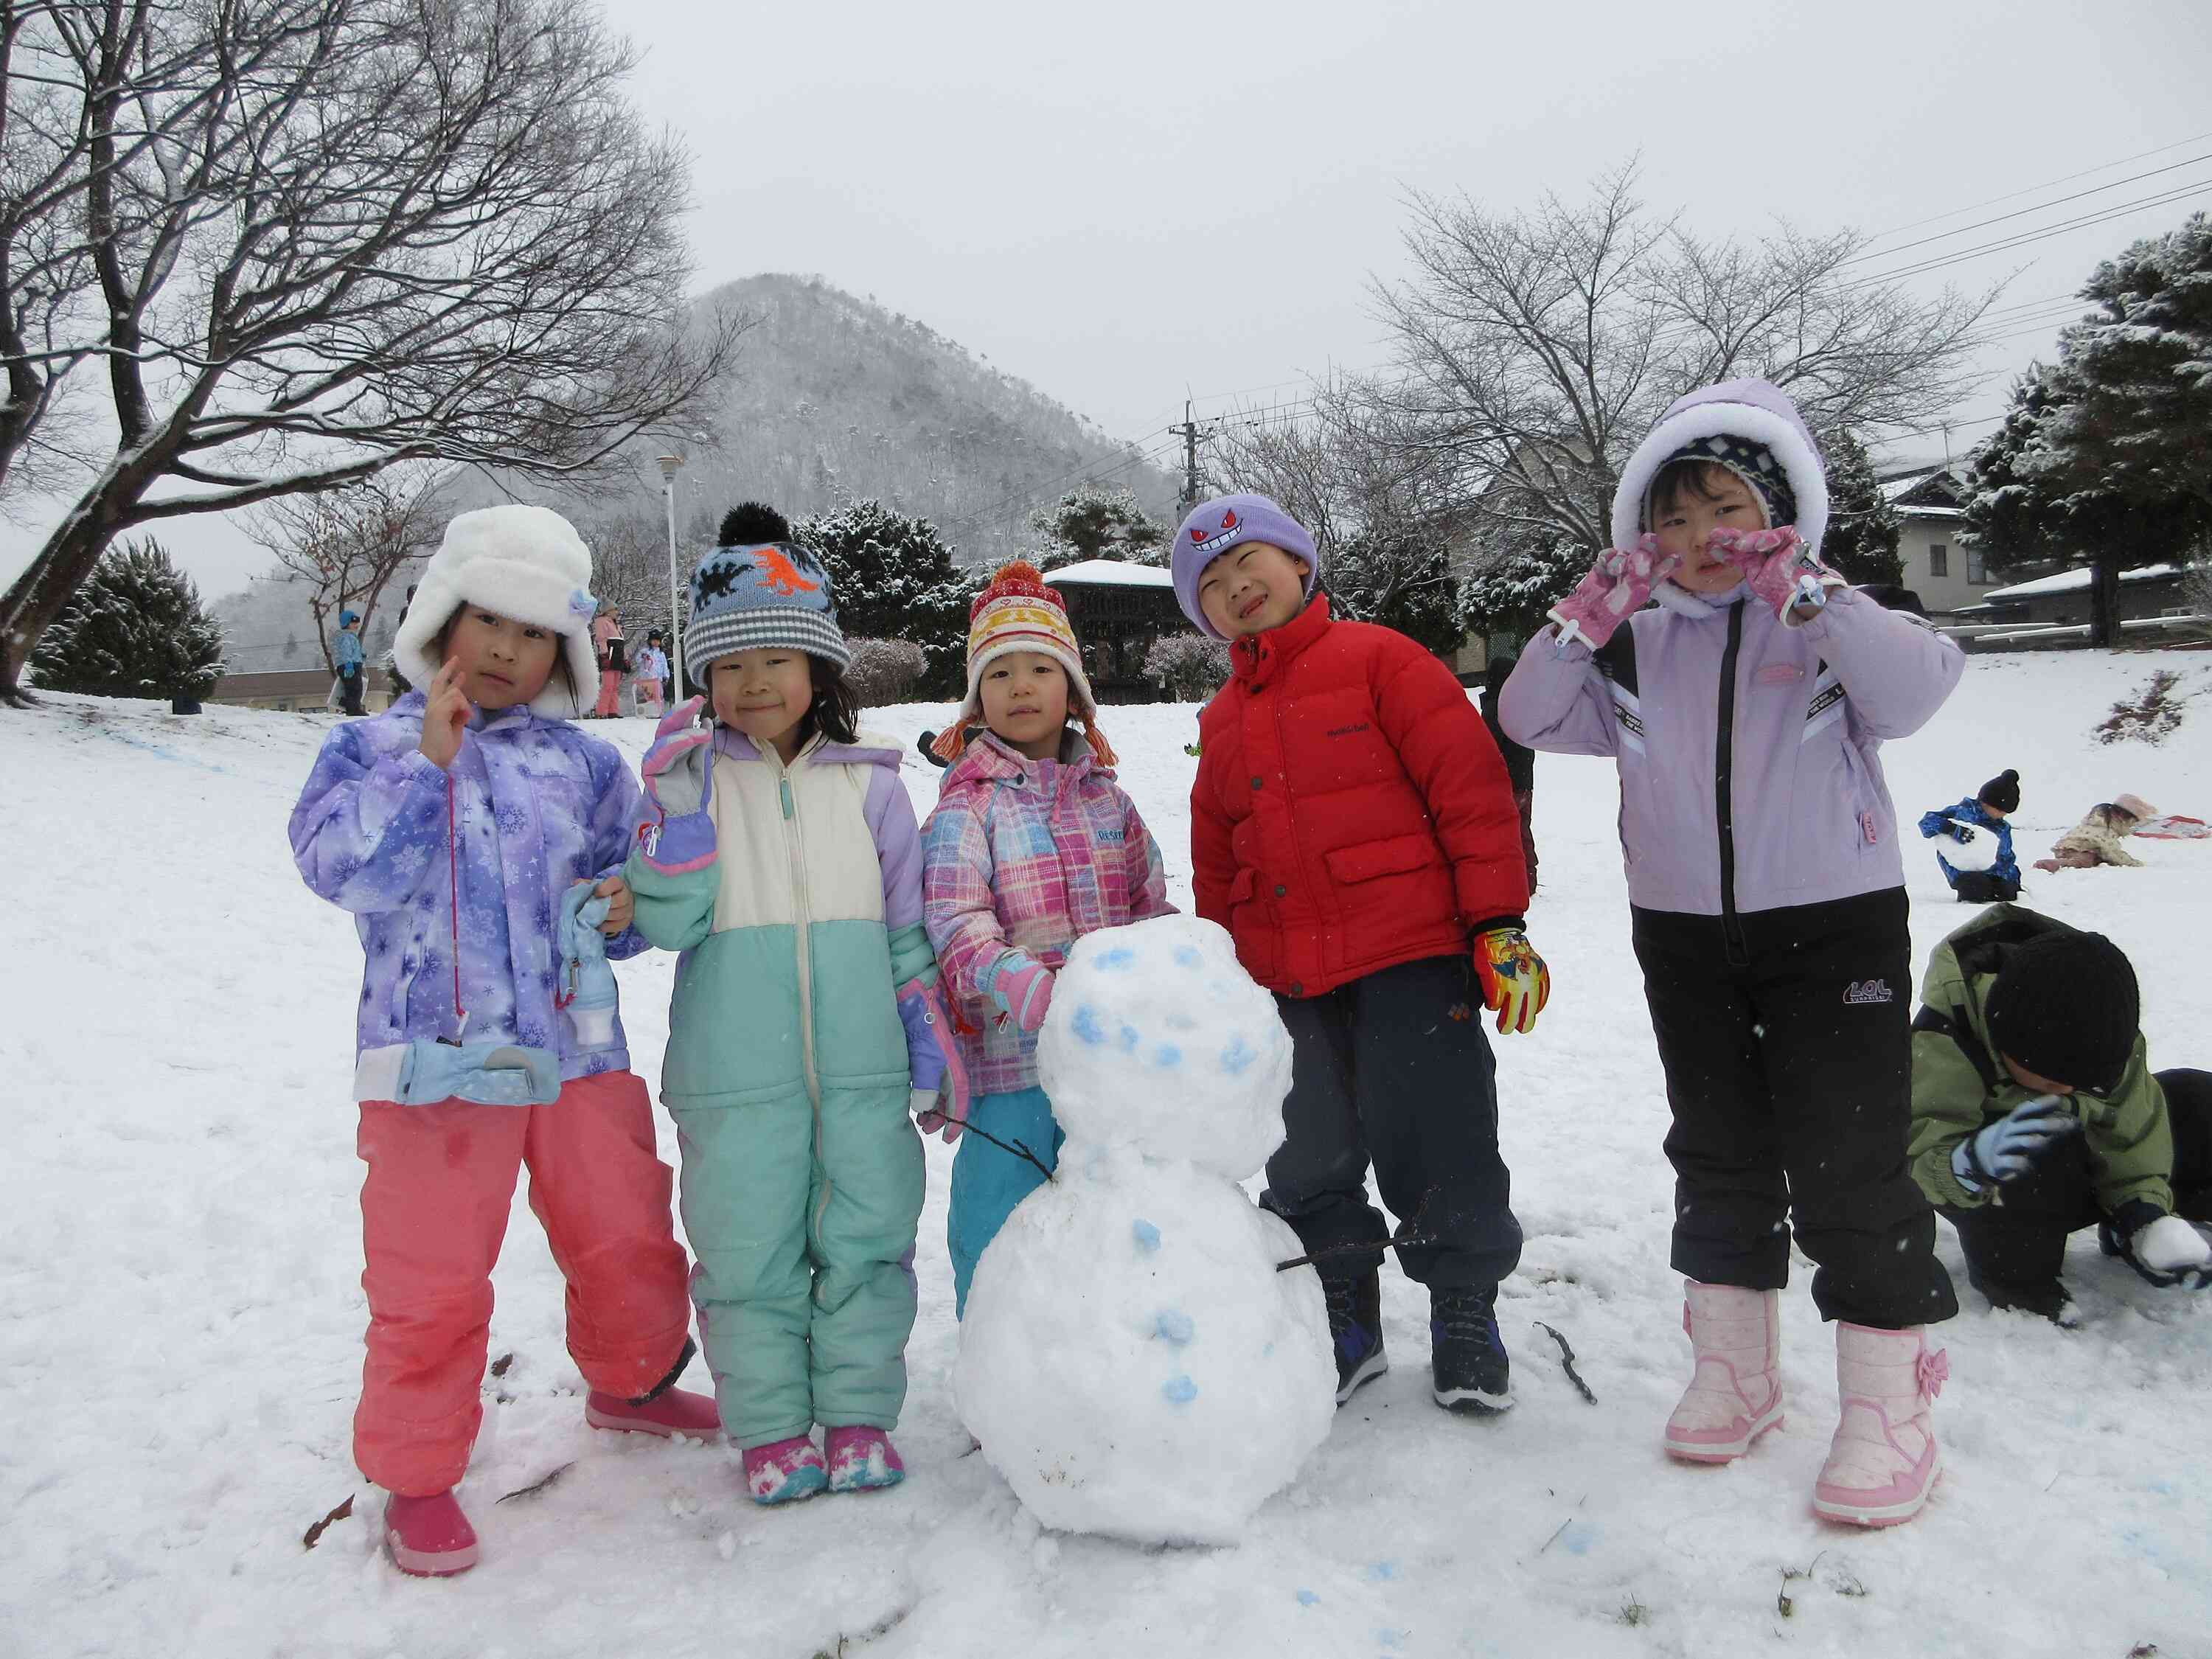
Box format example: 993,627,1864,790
1500,588,1964,917
290,690,647,1083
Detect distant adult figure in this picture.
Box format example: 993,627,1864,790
591,603,626,718
1478,655,1537,891
335,608,367,716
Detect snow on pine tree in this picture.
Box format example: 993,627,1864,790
28,540,225,703
794,499,981,696
1818,428,1905,588
1029,485,1167,571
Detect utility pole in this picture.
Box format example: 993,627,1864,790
1169,399,1214,515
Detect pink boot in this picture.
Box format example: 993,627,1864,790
742,1433,828,1506
1813,1323,1947,1527
585,1385,720,1440
383,1489,479,1577
1663,1281,1784,1464
824,1425,907,1493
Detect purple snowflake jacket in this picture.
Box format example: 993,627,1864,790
289,691,646,1085
1499,587,1964,918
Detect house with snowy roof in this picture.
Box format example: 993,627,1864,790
1040,559,1186,701
1876,466,1999,619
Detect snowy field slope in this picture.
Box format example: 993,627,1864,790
1,653,2208,1659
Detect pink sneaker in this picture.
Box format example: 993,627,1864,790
383,1489,479,1577
1813,1322,1946,1527
585,1385,720,1440
742,1433,828,1506
1663,1281,1784,1464
824,1425,907,1493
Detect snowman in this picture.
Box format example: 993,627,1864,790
953,913,1336,1545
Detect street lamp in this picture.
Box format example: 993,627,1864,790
656,453,684,702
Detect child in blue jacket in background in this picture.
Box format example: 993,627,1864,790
1919,769,2020,902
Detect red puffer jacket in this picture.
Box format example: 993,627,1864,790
1191,596,1528,998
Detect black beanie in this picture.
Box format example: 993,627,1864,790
1978,768,2021,813
1985,929,2138,1092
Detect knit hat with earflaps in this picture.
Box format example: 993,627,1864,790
931,560,1116,765
392,504,601,719
1978,769,2022,814
684,502,849,684
1985,928,2140,1093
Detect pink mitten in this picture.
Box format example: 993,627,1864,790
1711,526,1846,624
914,978,970,1144
1546,535,1680,649
991,953,1056,1033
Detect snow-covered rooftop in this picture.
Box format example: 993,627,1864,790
1042,558,1175,588
1981,563,2181,602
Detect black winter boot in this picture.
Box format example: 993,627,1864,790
1321,1268,1388,1405
1430,1285,1512,1415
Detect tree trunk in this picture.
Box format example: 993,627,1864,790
2089,554,2123,650
1,490,131,707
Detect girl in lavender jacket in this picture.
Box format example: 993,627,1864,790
289,506,712,1579
1501,380,1964,1529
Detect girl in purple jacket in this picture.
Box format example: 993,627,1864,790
1502,380,1964,1528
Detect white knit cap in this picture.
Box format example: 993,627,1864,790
393,505,600,718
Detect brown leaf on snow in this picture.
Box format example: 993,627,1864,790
496,1462,574,1505
302,1493,355,1549
488,1352,515,1378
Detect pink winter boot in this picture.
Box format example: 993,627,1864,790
585,1385,720,1440
383,1489,479,1577
1813,1322,1947,1527
741,1433,828,1506
824,1425,907,1493
1663,1281,1784,1464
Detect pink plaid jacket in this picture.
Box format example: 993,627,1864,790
921,729,1173,1096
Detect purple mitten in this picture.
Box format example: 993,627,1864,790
636,697,717,873
1546,535,1680,649
1711,526,1846,624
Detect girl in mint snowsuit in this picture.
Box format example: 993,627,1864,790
625,504,945,1505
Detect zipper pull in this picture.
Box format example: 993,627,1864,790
780,778,794,820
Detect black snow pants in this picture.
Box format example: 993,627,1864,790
1632,888,1958,1329
1938,1068,2212,1289
1261,953,1522,1293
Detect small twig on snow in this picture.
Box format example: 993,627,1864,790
1533,1321,1596,1404
302,1493,354,1549
496,1461,574,1504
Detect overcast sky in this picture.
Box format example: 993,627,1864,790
8,0,2211,600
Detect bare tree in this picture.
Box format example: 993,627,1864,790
1365,161,1997,557
0,0,748,706
576,508,676,639
248,462,445,672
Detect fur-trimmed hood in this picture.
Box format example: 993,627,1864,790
1613,379,1830,558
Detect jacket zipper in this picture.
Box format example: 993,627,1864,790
771,745,836,1288
1715,602,1747,967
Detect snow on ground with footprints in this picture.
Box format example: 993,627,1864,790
2,650,2208,1659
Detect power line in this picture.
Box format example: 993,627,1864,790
1856,129,2212,246
1845,152,2212,265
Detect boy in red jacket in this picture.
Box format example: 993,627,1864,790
1172,493,1548,1416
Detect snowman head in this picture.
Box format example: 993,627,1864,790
1034,914,1294,1180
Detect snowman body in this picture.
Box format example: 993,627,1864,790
953,914,1335,1545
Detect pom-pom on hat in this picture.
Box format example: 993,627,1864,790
1170,493,1320,640
392,504,601,718
931,560,1116,765
1978,769,2022,813
1985,928,2140,1094
684,502,849,684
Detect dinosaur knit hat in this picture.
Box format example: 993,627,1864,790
684,513,849,685
931,560,1116,765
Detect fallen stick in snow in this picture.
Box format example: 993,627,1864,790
495,1461,574,1504
301,1493,354,1550
1533,1321,1596,1404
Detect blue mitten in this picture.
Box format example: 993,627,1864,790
1951,1094,2081,1193
558,883,619,1048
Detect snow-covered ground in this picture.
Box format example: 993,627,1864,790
2,652,2208,1659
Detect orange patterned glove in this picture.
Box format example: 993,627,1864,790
1472,927,1549,1035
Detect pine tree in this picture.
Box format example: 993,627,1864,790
28,539,225,701
1818,429,1905,586
794,500,979,695
1327,527,1462,653
1458,529,1590,643
1029,486,1166,571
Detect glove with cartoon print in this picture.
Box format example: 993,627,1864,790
1472,926,1550,1035
1710,526,1847,625
1546,535,1680,650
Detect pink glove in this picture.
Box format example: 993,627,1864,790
634,697,715,872
914,978,971,1144
1711,526,1846,624
991,953,1056,1033
1546,535,1680,650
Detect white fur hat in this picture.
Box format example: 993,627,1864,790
394,505,600,718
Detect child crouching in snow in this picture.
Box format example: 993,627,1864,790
2032,795,2155,873
1502,379,1964,1527
1174,493,1543,1419
625,504,945,1505
1919,769,2021,902
920,561,1173,1315
289,505,714,1579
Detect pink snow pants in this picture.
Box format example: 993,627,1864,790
594,668,624,718
354,1070,692,1495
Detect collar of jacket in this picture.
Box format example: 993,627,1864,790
944,726,1102,793
709,724,903,771
1650,580,1749,622
1228,593,1333,688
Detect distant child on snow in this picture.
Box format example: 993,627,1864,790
2032,795,2156,873
920,561,1173,1315
1919,768,2022,902
334,608,366,716
590,603,627,718
289,505,713,1579
625,502,945,1506
632,630,669,719
1502,379,1965,1527
1174,493,1543,1419
1907,906,2212,1324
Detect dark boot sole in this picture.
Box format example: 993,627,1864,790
1335,1346,1389,1407
1433,1382,1514,1416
